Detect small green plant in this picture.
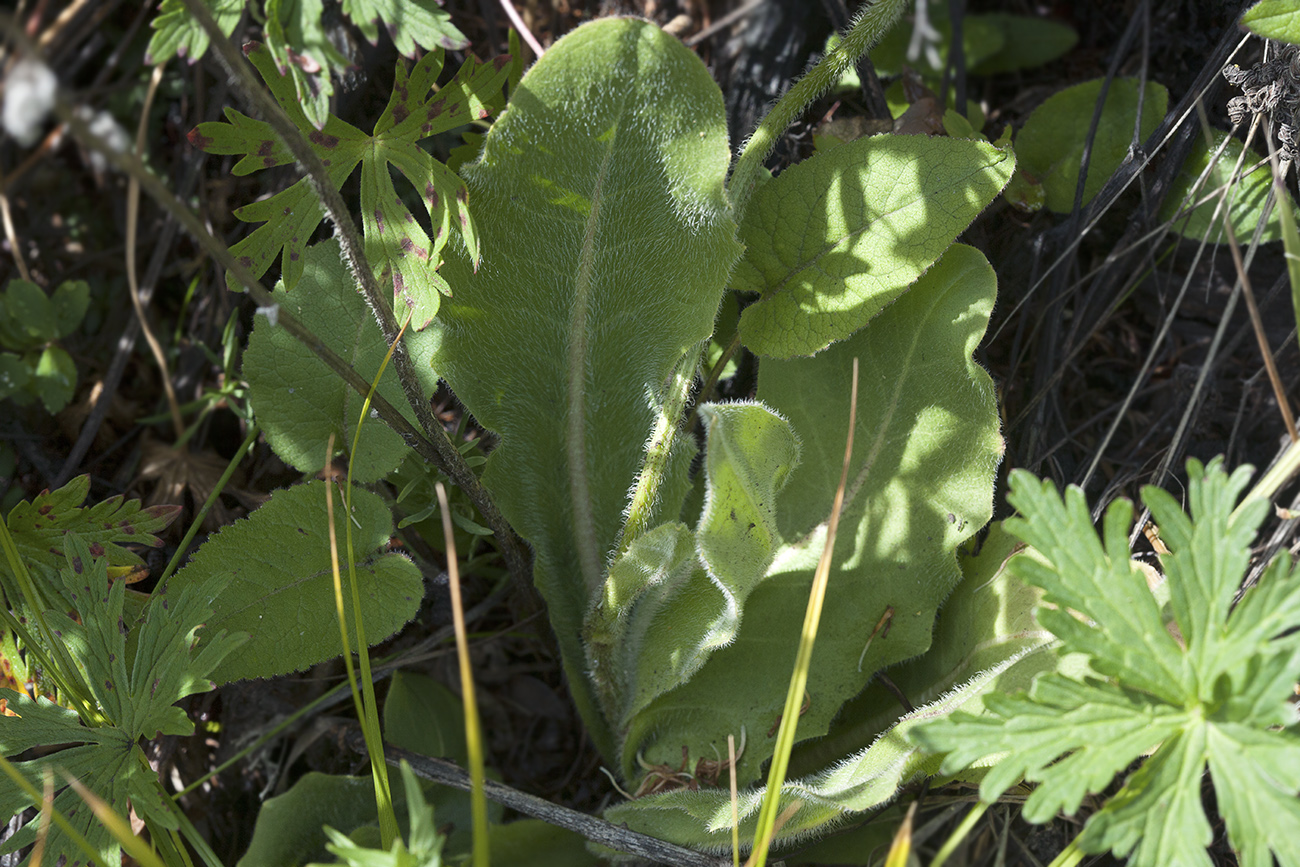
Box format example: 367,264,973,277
0,277,89,414
9,0,1228,863
916,458,1300,867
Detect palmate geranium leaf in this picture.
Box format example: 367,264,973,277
189,41,509,328
342,0,469,56
0,536,243,867
916,459,1300,867
3,474,178,585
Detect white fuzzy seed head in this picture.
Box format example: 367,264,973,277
4,57,57,147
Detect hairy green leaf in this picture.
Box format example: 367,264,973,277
606,522,1064,850
619,244,1001,787
735,135,1013,358
189,43,508,325
244,240,439,483
917,459,1300,867
586,403,800,730
1014,77,1168,214
429,17,741,758
168,481,423,684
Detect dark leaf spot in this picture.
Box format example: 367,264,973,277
257,140,275,156
373,209,385,233
89,542,104,556
187,128,214,150
392,104,409,125
308,130,340,148
493,54,511,71
427,99,446,119
72,557,83,574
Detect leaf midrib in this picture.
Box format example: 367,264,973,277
567,126,618,594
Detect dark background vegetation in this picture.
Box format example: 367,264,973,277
0,0,1292,863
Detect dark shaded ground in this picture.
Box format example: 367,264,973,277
0,0,1292,864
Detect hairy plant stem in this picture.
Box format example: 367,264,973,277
55,94,533,594
728,0,909,221
616,346,701,558
170,0,533,590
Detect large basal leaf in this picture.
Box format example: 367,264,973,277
735,134,1013,358
168,481,423,684
244,239,439,483
429,17,741,757
604,523,1070,851
620,244,1002,788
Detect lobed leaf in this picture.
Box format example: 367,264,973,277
0,536,241,867
428,17,741,758
917,459,1300,867
166,481,423,684
189,42,509,326
3,474,178,587
146,0,244,65
342,0,469,56
264,0,353,130
734,134,1013,358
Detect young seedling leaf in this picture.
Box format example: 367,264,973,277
2,278,58,344
735,135,1014,358
1014,77,1168,214
1160,131,1300,244
189,42,509,327
429,17,741,758
167,481,423,684
915,459,1300,867
585,403,800,730
619,244,1001,787
243,240,439,483
0,535,242,867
